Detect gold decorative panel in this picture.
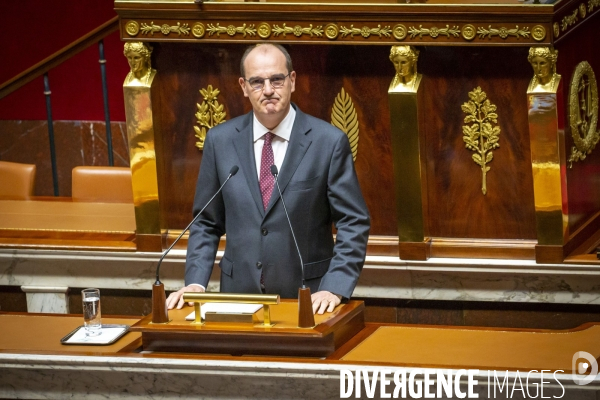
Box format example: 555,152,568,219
568,61,599,167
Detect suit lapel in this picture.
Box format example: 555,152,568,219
232,112,265,216
265,106,312,215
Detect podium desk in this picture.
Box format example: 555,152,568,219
1,311,599,399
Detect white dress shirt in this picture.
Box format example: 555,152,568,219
252,106,296,178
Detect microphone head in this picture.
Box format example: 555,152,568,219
229,165,239,176
270,165,278,177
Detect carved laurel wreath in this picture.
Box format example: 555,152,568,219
568,61,599,167
331,88,359,161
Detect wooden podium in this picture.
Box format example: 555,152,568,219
130,300,365,357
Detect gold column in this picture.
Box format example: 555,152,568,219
123,42,162,252
526,47,565,263
387,46,429,260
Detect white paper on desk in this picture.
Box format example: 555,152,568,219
65,327,127,344
185,303,263,320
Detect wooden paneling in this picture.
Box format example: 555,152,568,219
421,46,537,240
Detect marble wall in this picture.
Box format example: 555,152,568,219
0,120,128,197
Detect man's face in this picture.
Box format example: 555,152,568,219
239,46,296,129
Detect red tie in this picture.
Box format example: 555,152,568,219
260,132,275,211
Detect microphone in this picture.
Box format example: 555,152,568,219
270,165,305,288
151,165,239,323
270,165,315,328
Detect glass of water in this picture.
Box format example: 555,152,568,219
82,288,102,336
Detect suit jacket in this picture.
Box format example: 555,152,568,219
185,104,370,299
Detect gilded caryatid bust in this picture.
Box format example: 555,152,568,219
527,47,561,93
123,42,156,87
389,45,421,92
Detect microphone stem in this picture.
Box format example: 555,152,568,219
155,171,234,282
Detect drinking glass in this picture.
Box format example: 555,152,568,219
82,288,102,336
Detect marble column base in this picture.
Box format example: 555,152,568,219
20,286,69,314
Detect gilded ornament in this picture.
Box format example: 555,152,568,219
140,22,190,36
580,3,587,17
462,24,476,41
389,46,420,91
331,88,359,162
194,85,227,150
531,25,546,41
339,24,392,38
553,23,560,38
123,42,155,86
568,61,599,167
477,25,530,39
392,24,407,41
561,9,579,31
192,23,206,38
590,0,600,12
272,23,323,38
461,87,501,195
325,23,339,40
207,23,256,38
527,47,561,93
257,22,272,39
125,21,140,36
408,25,460,39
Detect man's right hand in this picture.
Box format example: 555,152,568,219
166,284,205,310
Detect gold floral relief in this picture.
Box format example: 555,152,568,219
568,61,599,167
461,87,501,195
195,85,227,150
140,22,190,36
331,88,359,162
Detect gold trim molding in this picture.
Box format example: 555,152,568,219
568,61,599,167
195,85,227,150
272,23,323,38
140,22,190,36
330,88,359,162
477,25,530,40
408,25,460,39
339,24,392,38
590,0,600,12
461,87,501,195
561,9,579,31
207,23,256,37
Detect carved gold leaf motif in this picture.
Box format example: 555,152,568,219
568,61,599,167
331,88,359,162
590,0,600,12
562,9,579,31
408,25,461,39
461,87,501,195
272,23,323,37
339,25,392,38
207,23,256,37
195,85,227,150
140,22,190,36
477,25,530,39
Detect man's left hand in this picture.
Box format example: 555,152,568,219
311,291,342,315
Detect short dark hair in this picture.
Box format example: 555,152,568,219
240,44,293,77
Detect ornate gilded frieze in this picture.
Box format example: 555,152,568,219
207,23,256,37
477,25,530,40
330,88,359,162
140,22,190,36
408,25,460,39
461,87,501,195
568,61,599,167
558,0,599,36
194,85,227,150
339,24,392,38
590,0,600,12
123,20,549,43
561,9,579,31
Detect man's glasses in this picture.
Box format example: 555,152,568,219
244,73,290,91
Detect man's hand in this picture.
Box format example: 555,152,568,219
311,290,341,315
166,284,205,310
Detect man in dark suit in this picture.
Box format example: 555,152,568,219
166,43,370,314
